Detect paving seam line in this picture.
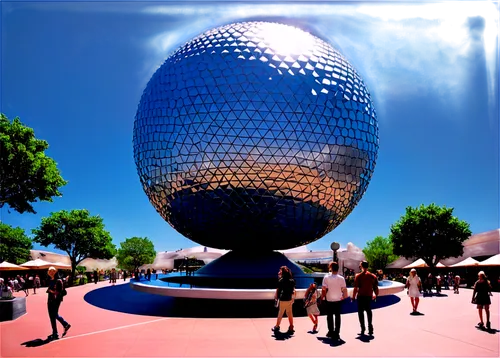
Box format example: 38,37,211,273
421,328,498,353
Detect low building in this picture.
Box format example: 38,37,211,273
30,250,118,272
30,229,499,274
30,243,365,273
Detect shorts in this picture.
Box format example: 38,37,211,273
278,300,293,317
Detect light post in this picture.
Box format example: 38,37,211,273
330,242,340,263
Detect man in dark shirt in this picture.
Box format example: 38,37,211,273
352,261,379,335
46,267,71,340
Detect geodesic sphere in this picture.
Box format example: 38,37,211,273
133,22,379,250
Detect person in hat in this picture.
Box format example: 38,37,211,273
406,269,422,314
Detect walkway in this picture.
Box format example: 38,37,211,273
1,280,498,357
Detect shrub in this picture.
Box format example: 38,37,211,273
299,265,313,274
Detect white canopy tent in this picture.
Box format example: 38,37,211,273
403,259,428,269
0,261,29,271
50,262,72,270
450,257,480,267
20,258,56,269
479,254,500,266
403,259,447,269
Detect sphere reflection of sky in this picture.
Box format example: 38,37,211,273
134,22,379,250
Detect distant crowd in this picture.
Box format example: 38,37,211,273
0,274,41,297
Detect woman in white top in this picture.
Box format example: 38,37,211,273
406,269,422,314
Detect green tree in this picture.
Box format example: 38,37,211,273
389,203,471,270
362,236,398,272
116,237,156,272
32,209,116,284
0,223,33,264
0,114,67,214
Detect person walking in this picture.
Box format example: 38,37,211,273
443,274,449,290
406,269,422,314
273,266,296,334
46,267,71,340
109,268,117,285
454,275,461,294
93,270,99,284
17,275,28,296
26,274,33,294
321,261,347,341
303,282,320,332
472,271,493,330
435,275,442,294
352,261,379,335
33,274,41,294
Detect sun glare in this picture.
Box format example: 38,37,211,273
257,23,316,57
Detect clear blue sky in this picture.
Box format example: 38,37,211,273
1,1,499,255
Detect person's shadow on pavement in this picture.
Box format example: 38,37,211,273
355,333,374,343
21,337,53,347
476,326,500,334
271,330,294,341
317,336,346,347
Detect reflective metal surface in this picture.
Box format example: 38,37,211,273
133,22,379,250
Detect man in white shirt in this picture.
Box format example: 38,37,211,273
321,261,347,341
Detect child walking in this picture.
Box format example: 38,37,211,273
304,282,321,332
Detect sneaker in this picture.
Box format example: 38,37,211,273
486,322,491,330
62,324,71,337
326,331,333,338
477,322,484,328
272,326,280,332
287,326,294,333
368,326,374,335
47,334,59,341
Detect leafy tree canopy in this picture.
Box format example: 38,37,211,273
116,237,156,271
389,203,472,269
0,114,67,214
362,236,398,272
32,209,116,282
0,223,33,264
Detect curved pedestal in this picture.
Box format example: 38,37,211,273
131,279,405,300
0,297,27,322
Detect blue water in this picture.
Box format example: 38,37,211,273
378,280,394,287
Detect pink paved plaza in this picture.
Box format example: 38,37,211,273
1,280,498,357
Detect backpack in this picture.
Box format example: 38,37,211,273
56,279,67,297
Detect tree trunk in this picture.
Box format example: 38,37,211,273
68,257,77,287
